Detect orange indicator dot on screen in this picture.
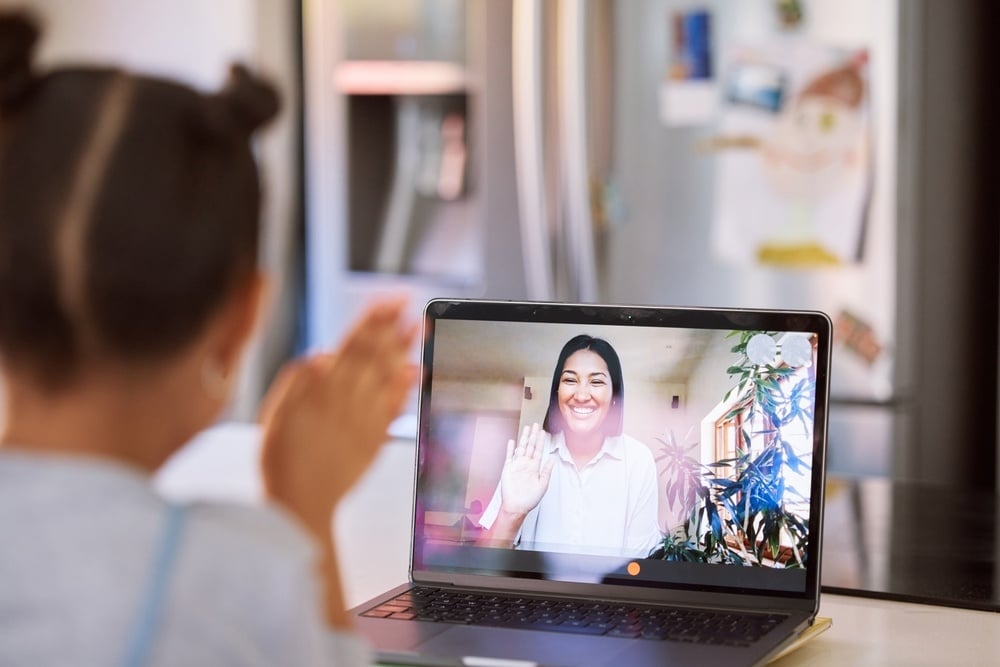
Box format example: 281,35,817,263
627,562,641,576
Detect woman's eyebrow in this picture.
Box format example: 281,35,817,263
561,370,607,378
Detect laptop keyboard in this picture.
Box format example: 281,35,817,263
361,586,786,647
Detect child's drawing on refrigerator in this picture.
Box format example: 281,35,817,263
709,42,872,268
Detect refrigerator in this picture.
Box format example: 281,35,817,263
300,0,994,486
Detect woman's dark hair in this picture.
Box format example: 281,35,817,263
542,334,624,437
0,11,279,388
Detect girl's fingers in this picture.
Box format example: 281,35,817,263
258,357,308,427
258,295,417,525
336,297,408,365
386,363,418,407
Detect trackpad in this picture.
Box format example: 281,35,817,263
417,626,628,666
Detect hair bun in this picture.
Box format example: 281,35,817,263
199,64,280,140
0,10,40,106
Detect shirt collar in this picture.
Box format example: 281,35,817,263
547,431,626,464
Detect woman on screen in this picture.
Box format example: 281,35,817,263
478,335,662,558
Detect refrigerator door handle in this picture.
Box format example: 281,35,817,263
557,0,599,302
512,0,554,301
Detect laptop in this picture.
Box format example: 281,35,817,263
354,299,832,666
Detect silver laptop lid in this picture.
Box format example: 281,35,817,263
411,299,831,612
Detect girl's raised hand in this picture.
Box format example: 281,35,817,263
258,295,418,533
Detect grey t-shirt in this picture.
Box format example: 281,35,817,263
0,451,369,667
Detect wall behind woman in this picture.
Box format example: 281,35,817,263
14,0,301,420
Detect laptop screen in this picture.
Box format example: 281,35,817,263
413,300,830,600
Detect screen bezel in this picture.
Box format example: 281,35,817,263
410,299,831,612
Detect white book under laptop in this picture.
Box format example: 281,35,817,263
353,299,832,667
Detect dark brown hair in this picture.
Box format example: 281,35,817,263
0,11,279,388
542,334,625,437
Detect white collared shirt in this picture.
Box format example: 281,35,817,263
480,432,662,558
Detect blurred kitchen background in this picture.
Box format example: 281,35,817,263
15,0,998,493
299,0,998,492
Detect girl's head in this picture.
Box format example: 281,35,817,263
542,335,624,439
0,11,279,391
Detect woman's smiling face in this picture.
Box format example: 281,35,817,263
557,349,612,436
